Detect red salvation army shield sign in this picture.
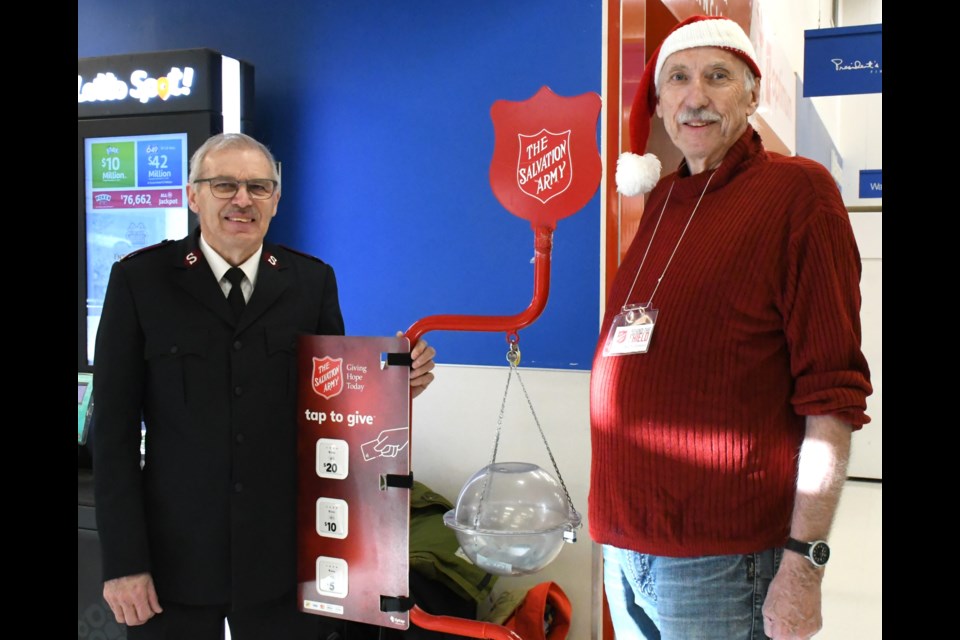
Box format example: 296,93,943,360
312,356,343,399
490,86,601,229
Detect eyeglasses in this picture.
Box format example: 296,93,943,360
194,177,278,200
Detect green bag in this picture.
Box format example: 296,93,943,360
409,481,499,603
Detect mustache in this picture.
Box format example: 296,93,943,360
678,108,721,124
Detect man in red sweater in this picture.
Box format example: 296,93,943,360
590,16,871,640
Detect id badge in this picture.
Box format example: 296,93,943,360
602,305,659,356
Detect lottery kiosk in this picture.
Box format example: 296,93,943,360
77,49,254,639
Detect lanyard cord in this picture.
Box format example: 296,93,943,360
620,170,717,310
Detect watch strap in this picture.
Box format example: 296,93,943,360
785,537,830,567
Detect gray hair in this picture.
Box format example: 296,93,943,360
188,132,281,191
743,67,756,94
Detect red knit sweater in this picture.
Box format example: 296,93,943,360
589,128,872,557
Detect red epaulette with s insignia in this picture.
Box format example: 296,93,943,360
120,239,175,262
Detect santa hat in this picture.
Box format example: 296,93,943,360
615,15,762,196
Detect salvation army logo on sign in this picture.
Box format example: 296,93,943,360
490,86,601,230
517,129,571,204
312,356,343,399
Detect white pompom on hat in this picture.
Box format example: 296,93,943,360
616,15,762,197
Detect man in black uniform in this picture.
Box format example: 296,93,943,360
92,132,436,639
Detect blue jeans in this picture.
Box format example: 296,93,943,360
602,544,782,640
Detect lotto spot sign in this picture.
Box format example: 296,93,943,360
489,86,602,229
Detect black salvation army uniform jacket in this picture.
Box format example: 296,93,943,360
91,227,344,607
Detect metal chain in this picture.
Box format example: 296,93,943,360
487,359,513,467
510,359,579,519
473,356,515,530
473,341,582,528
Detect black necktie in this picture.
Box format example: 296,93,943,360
225,267,246,321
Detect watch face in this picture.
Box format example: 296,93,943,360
810,542,830,566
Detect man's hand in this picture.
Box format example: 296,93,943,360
399,332,436,399
762,552,823,640
103,572,163,626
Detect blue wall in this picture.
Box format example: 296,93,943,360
79,1,602,368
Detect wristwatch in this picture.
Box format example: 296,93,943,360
785,537,830,567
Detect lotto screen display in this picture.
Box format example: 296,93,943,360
83,133,190,365
78,373,94,445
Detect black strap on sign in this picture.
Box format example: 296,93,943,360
383,352,413,367
380,595,415,612
380,473,414,490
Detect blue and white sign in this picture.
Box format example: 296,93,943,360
859,170,882,199
804,24,882,97
137,138,184,187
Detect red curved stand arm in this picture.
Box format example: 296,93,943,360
404,226,554,638
410,606,522,640
405,226,553,345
